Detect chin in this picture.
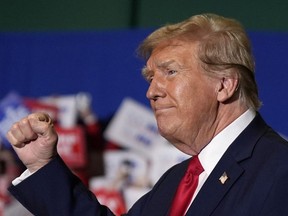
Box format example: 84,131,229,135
157,126,172,139
157,118,174,132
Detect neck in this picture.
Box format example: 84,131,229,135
173,104,250,156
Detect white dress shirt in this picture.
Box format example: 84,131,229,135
185,108,256,213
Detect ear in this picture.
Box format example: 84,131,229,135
216,76,239,103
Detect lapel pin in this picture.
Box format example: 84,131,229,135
219,171,229,185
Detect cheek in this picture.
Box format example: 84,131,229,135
179,82,217,114
175,81,198,104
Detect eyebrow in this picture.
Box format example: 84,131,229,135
142,66,151,80
142,59,178,80
157,60,176,69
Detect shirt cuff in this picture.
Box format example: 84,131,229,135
12,169,35,186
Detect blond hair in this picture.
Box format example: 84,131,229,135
138,13,262,110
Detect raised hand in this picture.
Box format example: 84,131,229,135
6,112,58,173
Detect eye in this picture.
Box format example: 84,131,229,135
147,75,153,83
167,69,177,75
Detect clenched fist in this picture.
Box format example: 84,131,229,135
6,112,58,173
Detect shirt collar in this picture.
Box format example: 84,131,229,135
199,109,256,175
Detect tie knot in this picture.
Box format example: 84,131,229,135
187,155,204,176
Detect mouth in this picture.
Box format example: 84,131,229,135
154,105,174,113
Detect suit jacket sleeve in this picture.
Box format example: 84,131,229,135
8,155,115,216
8,153,189,216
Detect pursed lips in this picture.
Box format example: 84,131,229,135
153,105,174,113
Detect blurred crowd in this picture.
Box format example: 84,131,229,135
0,92,188,216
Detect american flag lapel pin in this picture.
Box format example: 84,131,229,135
219,171,229,184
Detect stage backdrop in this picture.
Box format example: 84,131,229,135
0,29,287,138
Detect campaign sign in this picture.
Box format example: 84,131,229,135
103,150,148,188
56,126,87,168
104,98,168,155
23,98,59,122
40,95,78,128
148,145,190,185
91,187,126,215
0,93,30,149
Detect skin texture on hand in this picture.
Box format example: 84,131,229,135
6,112,58,173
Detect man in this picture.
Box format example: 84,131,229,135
6,13,288,215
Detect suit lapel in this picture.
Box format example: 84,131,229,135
186,154,244,216
186,114,269,216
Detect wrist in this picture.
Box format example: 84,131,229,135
27,153,58,173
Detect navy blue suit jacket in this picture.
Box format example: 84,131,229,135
9,114,288,216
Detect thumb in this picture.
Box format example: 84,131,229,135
28,112,55,136
28,112,58,150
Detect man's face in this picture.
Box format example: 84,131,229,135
144,40,219,154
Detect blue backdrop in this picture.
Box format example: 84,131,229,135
0,29,287,138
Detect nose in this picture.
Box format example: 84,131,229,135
146,74,166,101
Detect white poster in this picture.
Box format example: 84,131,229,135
104,98,169,155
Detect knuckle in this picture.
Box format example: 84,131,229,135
10,123,19,132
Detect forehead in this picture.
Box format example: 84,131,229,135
146,40,199,68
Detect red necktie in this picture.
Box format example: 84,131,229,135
169,155,204,216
